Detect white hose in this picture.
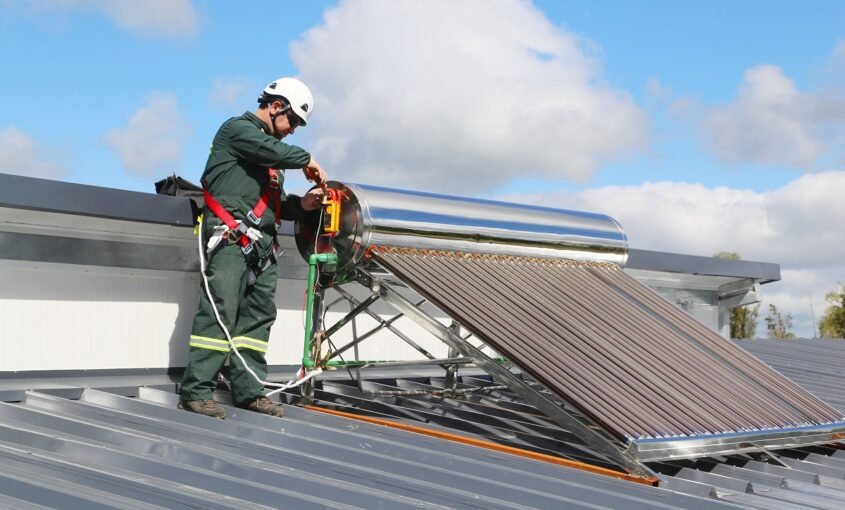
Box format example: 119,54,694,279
196,215,322,398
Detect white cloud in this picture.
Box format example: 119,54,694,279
500,171,845,337
668,95,701,123
833,40,845,72
0,126,69,179
100,0,198,38
25,0,199,39
698,64,845,168
209,77,250,108
646,77,671,100
104,93,191,177
291,0,648,193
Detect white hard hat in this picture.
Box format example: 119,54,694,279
261,77,314,125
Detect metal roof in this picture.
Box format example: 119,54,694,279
0,378,739,510
1,356,845,509
738,339,845,415
303,372,845,510
0,173,194,227
626,249,781,284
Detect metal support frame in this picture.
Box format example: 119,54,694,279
352,268,656,479
332,286,438,361
300,268,488,401
629,423,845,462
323,293,382,340
443,322,460,397
313,288,466,373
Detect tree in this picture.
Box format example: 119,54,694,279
764,304,795,339
732,304,760,339
819,284,845,339
713,251,759,338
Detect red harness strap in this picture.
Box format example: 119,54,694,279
247,170,281,224
202,168,282,254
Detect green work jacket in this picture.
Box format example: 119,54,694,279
201,111,312,256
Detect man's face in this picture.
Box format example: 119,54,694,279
271,101,304,139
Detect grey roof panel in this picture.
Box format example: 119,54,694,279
4,339,845,509
737,339,845,415
17,393,531,510
305,374,845,509
0,442,250,510
0,231,197,271
0,417,335,509
0,382,750,510
0,320,838,509
626,248,781,283
0,172,194,226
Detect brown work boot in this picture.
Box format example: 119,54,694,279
178,399,226,419
239,396,284,417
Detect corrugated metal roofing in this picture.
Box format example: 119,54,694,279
371,247,844,441
3,367,845,508
304,373,845,510
738,339,845,414
0,383,739,510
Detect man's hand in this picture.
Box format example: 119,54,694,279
301,188,325,211
303,157,327,186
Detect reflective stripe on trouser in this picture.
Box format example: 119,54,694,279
180,242,279,405
189,335,230,352
232,336,269,353
188,336,269,353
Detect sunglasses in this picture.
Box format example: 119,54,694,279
283,106,305,128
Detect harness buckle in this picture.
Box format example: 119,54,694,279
246,210,260,226
241,241,254,256
234,221,249,235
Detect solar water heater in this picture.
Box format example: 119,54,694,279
294,182,845,477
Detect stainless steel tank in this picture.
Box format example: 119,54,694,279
295,182,628,276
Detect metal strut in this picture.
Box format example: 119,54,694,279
299,256,487,401
331,286,438,361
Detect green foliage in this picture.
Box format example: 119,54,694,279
764,304,795,339
713,251,741,261
819,284,845,339
731,304,760,339
713,251,758,338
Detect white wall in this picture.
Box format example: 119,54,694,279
0,258,454,371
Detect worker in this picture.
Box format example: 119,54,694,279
179,77,327,419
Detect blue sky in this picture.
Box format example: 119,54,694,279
1,0,844,336
530,0,845,191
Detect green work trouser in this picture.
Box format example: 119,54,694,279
180,243,279,405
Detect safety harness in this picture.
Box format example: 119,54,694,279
202,168,283,286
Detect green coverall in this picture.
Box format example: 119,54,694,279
180,111,311,405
